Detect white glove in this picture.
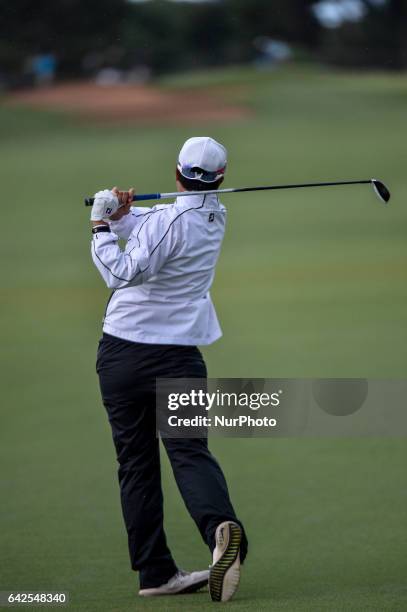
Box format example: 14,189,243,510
90,189,119,222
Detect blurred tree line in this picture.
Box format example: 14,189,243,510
0,0,405,86
318,0,407,69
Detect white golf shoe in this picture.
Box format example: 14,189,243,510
209,521,242,602
138,569,209,596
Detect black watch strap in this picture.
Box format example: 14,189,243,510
92,225,111,234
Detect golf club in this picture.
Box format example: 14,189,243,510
84,178,390,207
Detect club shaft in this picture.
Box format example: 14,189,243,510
84,179,373,206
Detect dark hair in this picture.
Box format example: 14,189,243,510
176,168,224,192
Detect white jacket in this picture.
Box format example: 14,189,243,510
91,193,226,345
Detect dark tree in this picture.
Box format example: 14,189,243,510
318,0,407,69
0,0,127,78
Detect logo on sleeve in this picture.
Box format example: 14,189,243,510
208,212,215,222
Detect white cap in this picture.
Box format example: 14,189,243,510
178,137,227,183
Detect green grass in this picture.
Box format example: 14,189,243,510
1,65,406,611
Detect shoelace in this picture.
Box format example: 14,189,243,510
173,570,188,581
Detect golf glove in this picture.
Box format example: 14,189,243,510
91,190,119,221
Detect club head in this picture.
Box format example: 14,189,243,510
372,179,390,205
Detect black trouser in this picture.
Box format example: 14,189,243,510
96,333,248,589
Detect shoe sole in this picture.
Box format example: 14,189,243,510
209,522,242,602
139,578,208,597
179,578,208,594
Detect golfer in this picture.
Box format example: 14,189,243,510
90,137,247,601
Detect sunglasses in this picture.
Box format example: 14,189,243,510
177,163,226,183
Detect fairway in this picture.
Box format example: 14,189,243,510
1,66,406,611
